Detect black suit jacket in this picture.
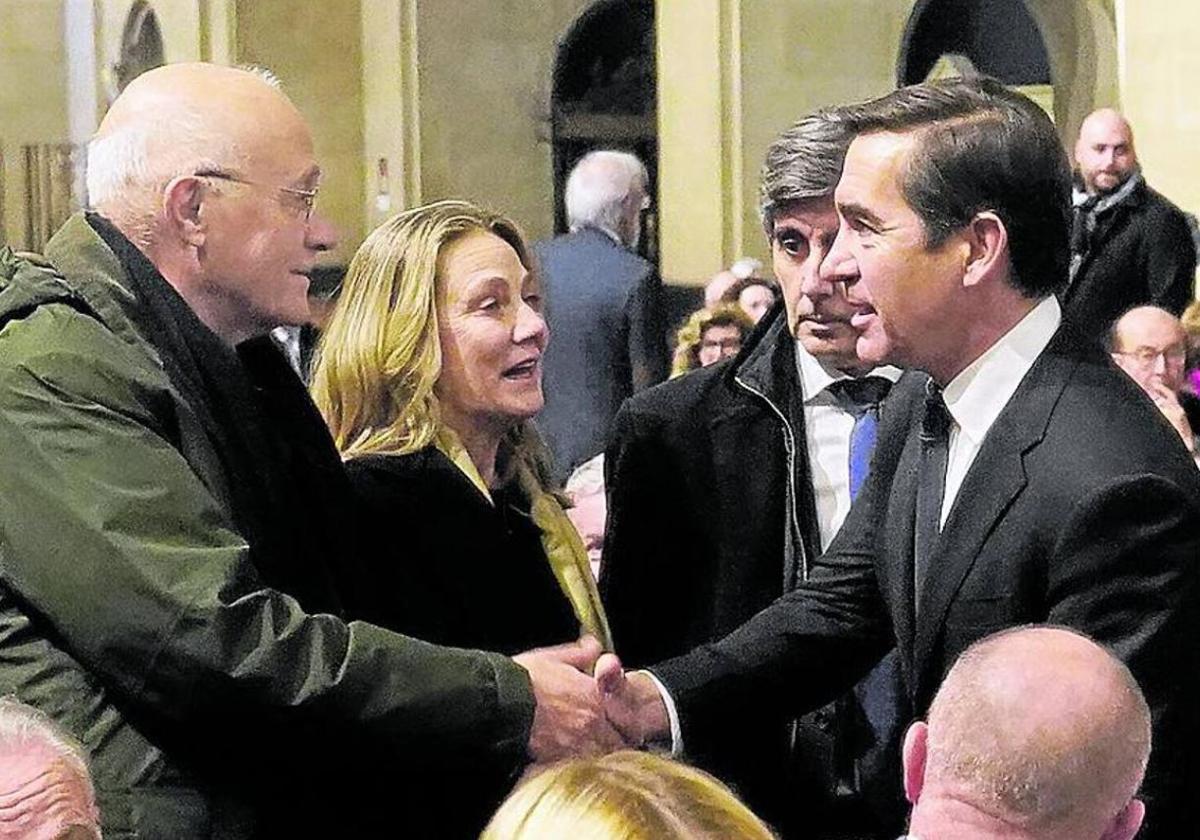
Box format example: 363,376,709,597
535,227,667,483
653,324,1200,840
1064,180,1196,340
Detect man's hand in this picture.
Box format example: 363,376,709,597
513,636,626,762
1148,380,1197,452
594,653,671,748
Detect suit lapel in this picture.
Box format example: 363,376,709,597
910,330,1081,691
884,424,922,674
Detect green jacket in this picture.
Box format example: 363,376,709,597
0,215,535,838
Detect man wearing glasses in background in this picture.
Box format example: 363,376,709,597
1110,305,1200,465
0,63,620,838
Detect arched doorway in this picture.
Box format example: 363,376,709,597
898,0,1053,115
551,0,658,264
113,1,166,94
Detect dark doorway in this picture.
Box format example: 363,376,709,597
115,1,166,93
898,0,1051,86
551,0,658,265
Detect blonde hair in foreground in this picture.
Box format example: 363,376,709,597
480,751,778,840
312,199,545,470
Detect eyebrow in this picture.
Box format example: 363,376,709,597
836,202,886,229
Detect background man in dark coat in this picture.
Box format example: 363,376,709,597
599,77,1200,840
535,150,667,483
0,63,619,838
600,111,902,838
1063,108,1196,340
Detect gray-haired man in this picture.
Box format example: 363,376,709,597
536,150,667,483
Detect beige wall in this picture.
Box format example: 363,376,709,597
0,0,69,247
235,0,365,264
658,0,915,284
737,0,915,272
407,0,593,242
1117,0,1200,216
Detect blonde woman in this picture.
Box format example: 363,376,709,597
310,200,610,837
670,304,755,378
481,751,779,840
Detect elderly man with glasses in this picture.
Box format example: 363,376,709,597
0,63,620,838
1110,305,1200,465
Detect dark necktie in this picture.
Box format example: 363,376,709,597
829,376,893,500
913,381,951,614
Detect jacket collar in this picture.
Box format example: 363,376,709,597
728,301,794,412
41,212,162,363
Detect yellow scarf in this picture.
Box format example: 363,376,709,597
434,428,613,651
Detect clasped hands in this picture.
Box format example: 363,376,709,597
513,636,671,764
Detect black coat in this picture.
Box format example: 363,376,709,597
345,448,580,839
535,227,667,483
651,325,1200,840
601,309,901,836
1063,180,1196,340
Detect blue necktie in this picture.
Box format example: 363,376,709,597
830,377,893,500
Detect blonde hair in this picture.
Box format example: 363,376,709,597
670,304,755,378
311,200,552,482
481,751,777,840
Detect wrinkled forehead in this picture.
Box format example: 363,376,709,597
0,750,98,840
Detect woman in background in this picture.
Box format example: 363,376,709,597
670,303,755,378
310,199,609,837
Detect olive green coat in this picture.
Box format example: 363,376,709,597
0,216,535,838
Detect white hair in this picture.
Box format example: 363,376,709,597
235,63,283,89
0,695,96,792
565,453,605,498
565,150,647,242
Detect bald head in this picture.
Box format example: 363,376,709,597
905,627,1150,840
1111,305,1189,394
1075,109,1138,195
87,63,308,237
0,697,101,840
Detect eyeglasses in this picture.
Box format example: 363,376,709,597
193,170,319,222
700,337,743,352
1114,345,1187,367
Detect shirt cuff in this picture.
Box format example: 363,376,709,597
638,669,683,757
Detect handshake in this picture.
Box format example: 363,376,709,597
512,636,671,763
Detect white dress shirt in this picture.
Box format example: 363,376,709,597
938,296,1061,526
796,343,902,550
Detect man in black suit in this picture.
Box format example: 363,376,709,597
600,111,902,837
599,77,1200,840
536,150,667,483
1063,108,1195,340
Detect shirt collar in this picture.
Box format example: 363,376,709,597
941,296,1061,446
795,340,902,403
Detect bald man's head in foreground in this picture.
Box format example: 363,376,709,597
1075,108,1138,196
0,697,101,840
86,63,337,346
902,627,1151,840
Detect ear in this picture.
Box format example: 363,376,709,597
162,175,207,248
902,721,929,805
1099,799,1145,840
960,211,1008,290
